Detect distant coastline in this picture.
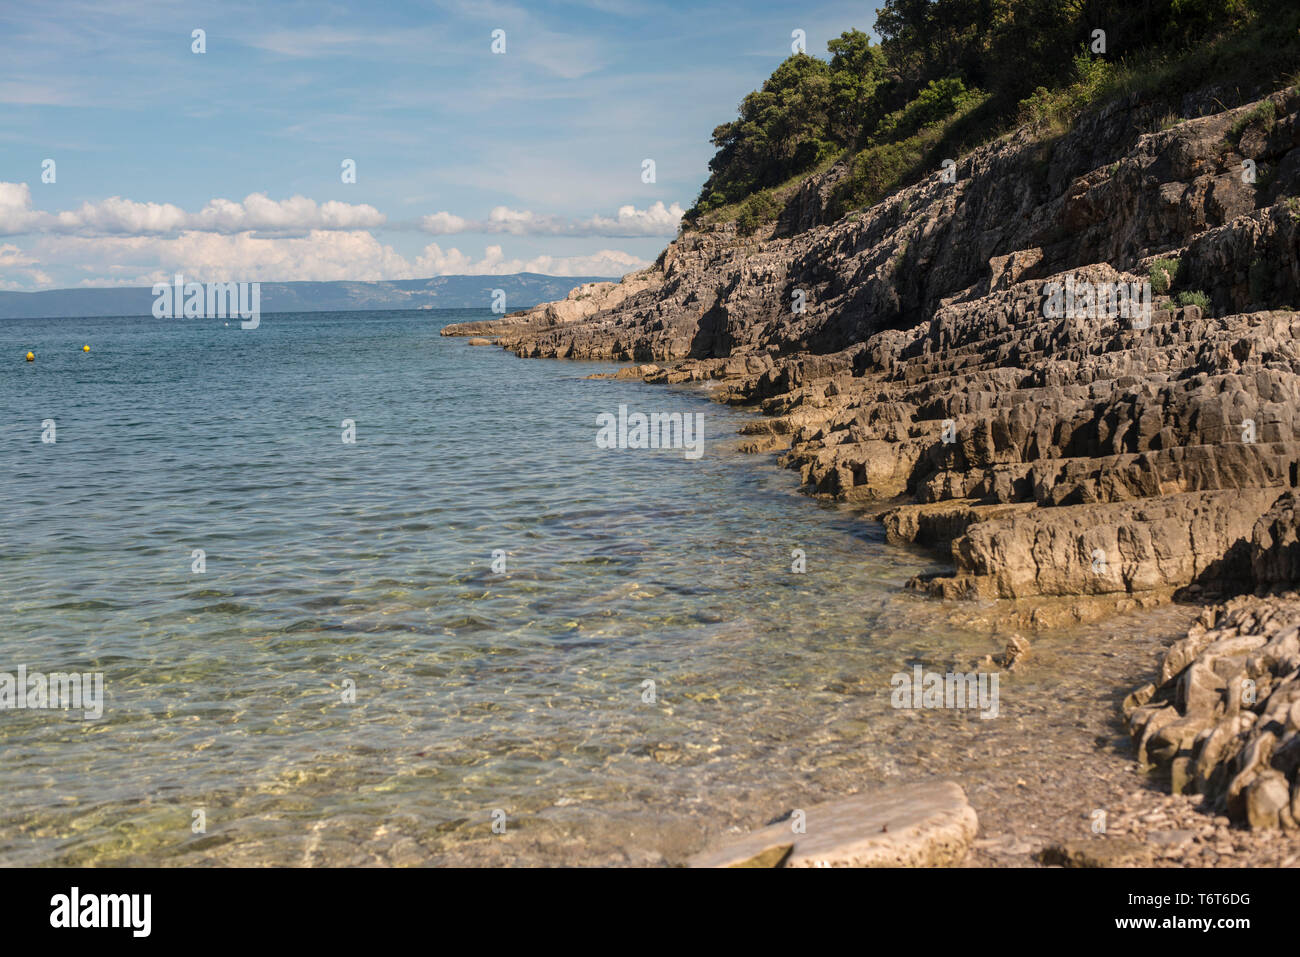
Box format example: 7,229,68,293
0,273,613,320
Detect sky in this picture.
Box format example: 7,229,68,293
0,0,879,291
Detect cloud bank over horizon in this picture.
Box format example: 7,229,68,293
418,201,684,238
0,182,662,289
0,1,866,291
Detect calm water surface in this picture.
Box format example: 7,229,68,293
0,309,1163,865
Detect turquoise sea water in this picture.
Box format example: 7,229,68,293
0,308,1138,866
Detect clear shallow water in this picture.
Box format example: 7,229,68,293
0,309,1161,866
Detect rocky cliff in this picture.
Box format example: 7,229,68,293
447,84,1300,621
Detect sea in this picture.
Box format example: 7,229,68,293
0,308,1173,865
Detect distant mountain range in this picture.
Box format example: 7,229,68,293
0,274,606,319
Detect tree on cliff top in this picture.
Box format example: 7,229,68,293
690,0,1294,220
699,53,836,209
827,29,889,143
696,33,888,211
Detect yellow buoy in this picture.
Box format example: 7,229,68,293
25,351,34,362
83,344,90,352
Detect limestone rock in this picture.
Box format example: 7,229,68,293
726,844,793,868
1040,838,1154,868
443,85,1300,615
1126,589,1300,829
1246,771,1292,829
688,781,978,868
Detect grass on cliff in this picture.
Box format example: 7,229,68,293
828,90,992,219
977,13,1300,166
699,150,846,234
688,8,1300,236
1226,99,1278,145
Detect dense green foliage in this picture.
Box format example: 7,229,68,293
698,34,885,209
830,80,988,218
689,0,1300,222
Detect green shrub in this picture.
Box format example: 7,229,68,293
693,34,886,211
1017,86,1055,128
690,2,1300,226
1149,257,1182,295
1016,52,1116,132
736,192,780,235
1227,99,1277,145
828,86,988,217
833,136,926,215
1176,290,1211,311
873,77,980,142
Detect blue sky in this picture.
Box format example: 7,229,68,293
0,0,877,290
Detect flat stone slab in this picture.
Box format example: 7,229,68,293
688,781,978,868
1039,838,1154,868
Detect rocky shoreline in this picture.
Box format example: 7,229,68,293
443,83,1300,863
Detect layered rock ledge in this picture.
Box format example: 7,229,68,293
446,86,1300,619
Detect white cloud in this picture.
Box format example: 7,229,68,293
578,201,685,236
244,26,422,59
0,183,657,288
0,240,51,289
0,242,38,267
0,184,386,237
419,201,683,237
413,243,647,276
243,19,608,79
11,231,646,287
419,210,470,233
0,184,679,242
0,183,41,234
